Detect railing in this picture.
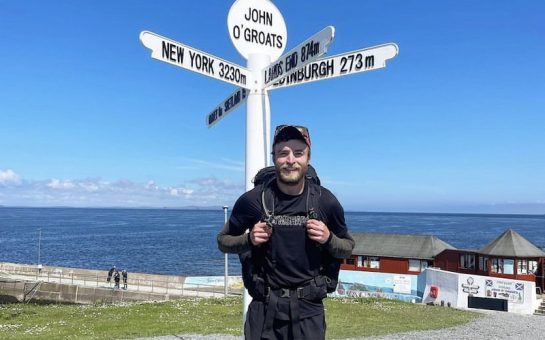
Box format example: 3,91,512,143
3,268,241,298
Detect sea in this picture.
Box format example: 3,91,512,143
1,207,544,276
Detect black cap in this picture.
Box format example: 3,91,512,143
272,125,311,148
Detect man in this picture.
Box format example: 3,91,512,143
218,125,354,340
122,269,128,290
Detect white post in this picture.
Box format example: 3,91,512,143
243,52,271,324
263,91,272,166
37,228,41,265
223,205,229,296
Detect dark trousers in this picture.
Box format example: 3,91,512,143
244,300,325,340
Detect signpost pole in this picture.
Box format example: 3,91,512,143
263,91,271,166
244,53,271,322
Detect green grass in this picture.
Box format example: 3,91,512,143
0,297,479,339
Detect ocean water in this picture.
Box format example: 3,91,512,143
0,207,544,276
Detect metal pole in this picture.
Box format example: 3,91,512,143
243,52,271,326
223,206,229,296
38,228,41,265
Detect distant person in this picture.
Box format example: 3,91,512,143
217,125,354,340
113,269,120,289
122,269,128,290
107,265,116,286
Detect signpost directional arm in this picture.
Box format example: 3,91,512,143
206,88,248,128
140,31,253,89
262,26,335,88
270,43,399,90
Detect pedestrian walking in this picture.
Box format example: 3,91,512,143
107,265,116,286
114,269,120,289
122,269,128,289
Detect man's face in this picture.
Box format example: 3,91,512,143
273,139,310,186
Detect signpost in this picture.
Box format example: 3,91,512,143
140,31,253,88
227,0,287,61
263,26,335,87
140,0,399,328
207,88,248,128
269,43,398,89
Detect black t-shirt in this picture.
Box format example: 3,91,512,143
229,180,349,318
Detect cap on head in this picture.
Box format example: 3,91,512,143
273,125,311,148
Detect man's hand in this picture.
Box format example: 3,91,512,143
306,219,331,244
250,221,272,246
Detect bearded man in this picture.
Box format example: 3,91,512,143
218,124,354,340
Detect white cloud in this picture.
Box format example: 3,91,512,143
0,171,244,208
0,169,22,185
47,178,76,189
179,158,244,172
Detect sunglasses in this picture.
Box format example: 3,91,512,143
274,125,311,146
274,125,309,136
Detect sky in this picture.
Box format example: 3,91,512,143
1,0,544,214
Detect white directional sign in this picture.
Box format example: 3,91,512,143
227,0,287,61
263,26,335,88
269,43,399,89
140,31,253,88
207,88,248,128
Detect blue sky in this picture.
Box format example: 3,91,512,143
1,0,544,214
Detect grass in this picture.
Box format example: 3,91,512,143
0,297,479,339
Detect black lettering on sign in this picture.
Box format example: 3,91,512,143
245,8,273,26
189,51,215,75
243,28,279,48
208,106,223,125
264,62,283,83
284,52,297,72
278,59,335,86
162,41,184,64
365,55,375,68
301,41,319,62
276,35,283,49
219,62,247,85
340,53,375,74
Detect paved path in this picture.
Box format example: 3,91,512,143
2,271,227,299
131,310,545,340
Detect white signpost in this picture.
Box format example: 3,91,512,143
270,43,399,89
227,0,287,61
140,31,253,88
207,88,248,128
140,0,399,327
263,26,335,87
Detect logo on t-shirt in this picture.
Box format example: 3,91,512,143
271,215,308,227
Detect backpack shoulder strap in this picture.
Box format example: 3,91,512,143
306,179,322,220
260,178,275,226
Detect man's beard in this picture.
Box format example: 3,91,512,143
276,165,306,186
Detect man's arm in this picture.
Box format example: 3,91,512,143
216,190,262,254
324,231,355,259
217,221,252,254
320,188,355,259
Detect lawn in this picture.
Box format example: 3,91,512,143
0,297,479,339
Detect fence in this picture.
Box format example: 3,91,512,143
1,268,241,298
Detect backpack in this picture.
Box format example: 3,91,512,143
239,165,340,298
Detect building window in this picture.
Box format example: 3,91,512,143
345,257,355,265
479,256,489,271
363,256,380,269
503,259,514,274
460,254,475,269
491,258,514,274
420,261,429,271
408,259,427,272
517,260,528,274
529,260,538,274
492,258,502,273
517,260,538,275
